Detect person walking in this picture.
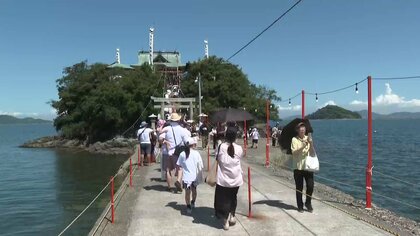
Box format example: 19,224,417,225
199,121,210,149
291,122,314,213
176,137,203,214
250,128,259,149
210,127,217,150
137,121,153,166
271,126,278,147
214,125,243,231
161,113,190,193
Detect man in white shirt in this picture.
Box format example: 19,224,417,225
250,128,259,149
160,113,190,193
137,121,153,166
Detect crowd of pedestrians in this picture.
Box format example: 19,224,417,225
136,112,315,230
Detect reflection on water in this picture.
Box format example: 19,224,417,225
0,124,127,235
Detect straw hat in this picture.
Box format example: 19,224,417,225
169,113,182,121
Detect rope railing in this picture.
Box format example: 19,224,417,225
374,171,418,187
320,160,418,187
57,152,138,236
319,161,366,171
58,71,420,235
246,166,401,236
57,180,112,236
266,155,420,211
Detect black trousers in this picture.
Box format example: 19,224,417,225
293,169,314,208
214,184,239,220
272,138,276,147
213,135,217,149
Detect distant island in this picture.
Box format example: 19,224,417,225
306,105,362,120
357,110,420,120
0,115,51,124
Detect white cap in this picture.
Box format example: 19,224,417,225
187,137,197,146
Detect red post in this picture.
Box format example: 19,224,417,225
248,166,252,218
207,145,210,172
130,158,133,187
301,90,305,119
244,119,247,157
137,145,141,169
111,176,115,223
265,100,270,167
366,76,373,209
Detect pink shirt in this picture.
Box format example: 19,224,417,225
216,143,243,187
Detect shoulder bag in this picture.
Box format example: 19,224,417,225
171,126,186,157
205,144,221,187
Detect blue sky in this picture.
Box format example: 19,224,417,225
1,0,420,119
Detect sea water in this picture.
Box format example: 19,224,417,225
304,119,420,222
0,124,126,235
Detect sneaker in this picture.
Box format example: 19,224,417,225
298,207,304,213
175,181,183,192
187,205,192,214
191,200,196,209
223,218,229,230
305,203,313,213
228,215,236,226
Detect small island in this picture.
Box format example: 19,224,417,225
306,105,361,120
0,115,51,124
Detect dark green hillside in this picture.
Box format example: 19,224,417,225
306,105,361,120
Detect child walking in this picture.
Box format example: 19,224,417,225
176,137,204,213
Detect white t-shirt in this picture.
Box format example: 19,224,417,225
216,143,243,187
159,132,168,155
161,123,190,155
137,127,153,144
176,149,203,182
251,130,259,140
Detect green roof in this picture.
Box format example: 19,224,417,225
107,63,134,70
132,51,185,68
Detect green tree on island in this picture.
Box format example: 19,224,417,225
51,57,280,143
181,56,280,121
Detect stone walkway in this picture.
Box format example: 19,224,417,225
94,145,391,236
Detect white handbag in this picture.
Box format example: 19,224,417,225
304,148,319,172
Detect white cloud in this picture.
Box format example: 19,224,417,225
322,100,336,107
349,83,420,112
278,104,301,111
350,100,367,105
0,111,23,117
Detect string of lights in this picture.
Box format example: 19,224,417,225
277,74,420,105
277,78,366,106
306,78,367,96
227,0,303,61
373,75,420,80
278,92,301,105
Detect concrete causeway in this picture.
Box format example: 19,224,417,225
92,146,392,236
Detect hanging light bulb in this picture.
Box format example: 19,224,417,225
316,93,319,102
288,99,291,106
355,83,359,94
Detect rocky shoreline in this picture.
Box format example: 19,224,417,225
20,136,137,155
